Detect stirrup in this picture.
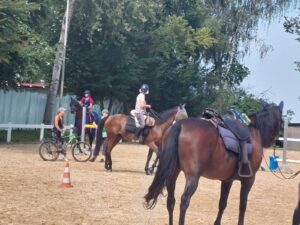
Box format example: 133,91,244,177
238,161,253,178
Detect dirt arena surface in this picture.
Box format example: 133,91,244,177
0,143,299,225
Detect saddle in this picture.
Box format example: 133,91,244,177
125,110,155,138
202,108,253,177
130,110,155,127
202,108,250,141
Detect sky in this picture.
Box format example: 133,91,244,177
241,9,300,122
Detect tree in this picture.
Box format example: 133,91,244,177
284,8,300,72
43,0,76,124
0,0,38,88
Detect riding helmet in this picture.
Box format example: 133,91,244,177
84,90,91,95
140,84,149,94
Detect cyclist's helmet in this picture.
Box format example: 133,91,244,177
84,90,91,95
140,84,149,94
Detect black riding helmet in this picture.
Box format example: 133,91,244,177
84,90,91,95
140,84,149,94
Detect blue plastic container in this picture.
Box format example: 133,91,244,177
269,155,279,171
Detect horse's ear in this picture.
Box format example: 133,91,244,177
179,103,186,110
278,101,284,112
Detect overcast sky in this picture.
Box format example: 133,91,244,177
241,9,300,122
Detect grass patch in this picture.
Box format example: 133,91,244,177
0,129,53,143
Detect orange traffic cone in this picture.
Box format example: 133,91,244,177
59,162,73,188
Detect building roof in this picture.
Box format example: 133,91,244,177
17,82,48,88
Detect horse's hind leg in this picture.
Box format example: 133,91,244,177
214,180,234,225
179,175,200,225
105,134,122,171
166,169,180,225
238,177,255,225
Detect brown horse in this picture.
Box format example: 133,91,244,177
95,104,188,171
144,101,283,225
293,182,300,225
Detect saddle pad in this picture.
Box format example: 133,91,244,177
218,125,252,155
125,117,137,133
125,117,151,136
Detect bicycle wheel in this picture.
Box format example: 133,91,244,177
39,140,59,161
71,141,92,162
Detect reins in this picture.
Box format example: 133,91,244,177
149,108,161,122
262,147,300,180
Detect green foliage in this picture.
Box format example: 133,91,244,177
1,0,295,117
0,0,55,87
284,8,300,72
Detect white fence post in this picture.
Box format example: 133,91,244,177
7,122,12,143
282,119,288,165
40,123,45,141
81,107,86,142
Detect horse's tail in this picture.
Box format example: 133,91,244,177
144,122,181,209
94,116,109,152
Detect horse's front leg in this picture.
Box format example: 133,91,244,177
144,148,153,175
149,156,159,175
147,143,159,175
238,177,255,225
214,180,234,225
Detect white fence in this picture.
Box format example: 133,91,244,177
0,123,73,143
276,120,300,166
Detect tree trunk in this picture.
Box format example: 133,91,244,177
108,96,113,112
43,0,76,124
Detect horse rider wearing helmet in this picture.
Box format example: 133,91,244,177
80,90,94,110
134,84,151,142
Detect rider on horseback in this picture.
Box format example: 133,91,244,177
80,90,94,110
134,84,151,142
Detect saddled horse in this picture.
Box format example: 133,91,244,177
145,101,283,225
95,104,188,171
144,108,189,175
293,182,300,225
70,97,99,147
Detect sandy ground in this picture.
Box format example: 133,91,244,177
0,143,299,225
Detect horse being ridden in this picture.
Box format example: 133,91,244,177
70,97,99,147
94,104,188,171
144,108,189,175
145,101,283,225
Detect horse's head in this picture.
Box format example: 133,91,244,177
70,96,82,114
175,104,188,122
249,101,284,147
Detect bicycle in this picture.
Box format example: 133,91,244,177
38,129,92,162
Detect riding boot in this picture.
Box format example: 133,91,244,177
238,141,253,177
134,128,143,141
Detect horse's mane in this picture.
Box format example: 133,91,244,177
249,106,282,147
155,106,178,125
